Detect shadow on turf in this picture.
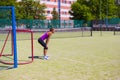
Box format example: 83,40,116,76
0,66,14,70
28,56,43,60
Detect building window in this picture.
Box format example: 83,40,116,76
62,0,63,3
47,11,51,14
62,0,66,3
65,12,67,15
69,1,71,4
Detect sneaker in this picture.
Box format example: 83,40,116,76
43,56,49,60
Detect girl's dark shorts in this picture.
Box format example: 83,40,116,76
38,38,48,49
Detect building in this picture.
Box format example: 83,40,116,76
40,0,75,20
17,0,75,20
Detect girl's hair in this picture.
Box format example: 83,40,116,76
50,28,54,31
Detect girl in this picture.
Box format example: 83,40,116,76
38,28,55,60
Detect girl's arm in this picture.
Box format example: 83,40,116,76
46,32,52,46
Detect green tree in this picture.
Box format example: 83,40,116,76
118,5,120,18
51,7,59,28
51,7,59,20
69,0,118,21
32,0,46,20
69,0,95,21
0,0,16,6
116,3,120,18
16,0,46,19
0,0,17,19
0,0,46,19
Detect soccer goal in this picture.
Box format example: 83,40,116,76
0,6,18,68
0,6,34,68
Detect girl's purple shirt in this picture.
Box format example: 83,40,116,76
40,32,49,40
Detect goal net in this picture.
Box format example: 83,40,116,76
0,6,34,69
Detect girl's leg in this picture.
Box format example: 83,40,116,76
44,49,47,56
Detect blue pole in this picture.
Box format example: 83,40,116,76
11,6,18,68
58,0,61,20
58,0,61,28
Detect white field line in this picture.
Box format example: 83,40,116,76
58,56,120,68
53,49,120,67
51,50,92,66
61,57,92,67
78,52,120,67
92,60,120,66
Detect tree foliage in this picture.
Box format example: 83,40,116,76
16,0,46,19
51,7,59,20
0,0,17,19
69,0,118,21
0,0,16,6
0,0,46,19
116,4,120,18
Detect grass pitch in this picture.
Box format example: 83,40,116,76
0,31,120,80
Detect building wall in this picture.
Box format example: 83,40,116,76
17,0,75,20
41,0,75,20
